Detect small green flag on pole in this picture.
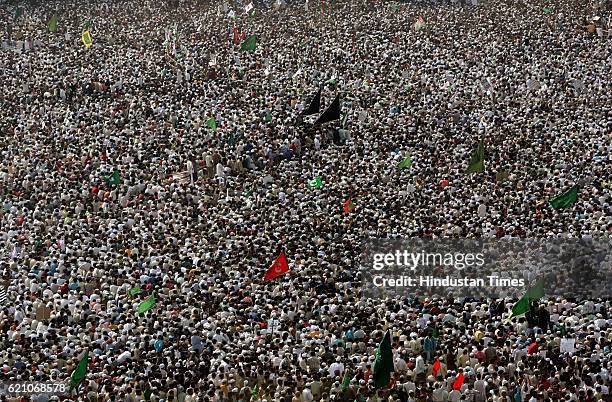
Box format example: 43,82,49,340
240,35,257,52
48,15,58,32
372,330,393,389
251,384,258,397
228,134,237,146
264,111,272,122
543,7,552,14
466,140,485,173
341,368,351,390
308,176,323,189
106,170,121,186
549,185,578,209
207,117,217,131
69,351,89,390
397,154,412,170
14,7,23,21
137,295,157,313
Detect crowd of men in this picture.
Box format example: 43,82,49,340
0,0,610,400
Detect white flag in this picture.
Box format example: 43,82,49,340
245,2,254,13
526,78,540,91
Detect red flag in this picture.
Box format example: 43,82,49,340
233,26,240,45
453,372,464,390
432,358,441,377
263,252,290,282
342,199,354,214
527,341,538,355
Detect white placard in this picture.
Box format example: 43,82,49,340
560,338,576,354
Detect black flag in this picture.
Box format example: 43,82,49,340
302,87,321,116
314,95,340,125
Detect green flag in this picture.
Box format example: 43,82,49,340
543,7,552,14
509,279,545,319
69,351,89,390
558,324,567,337
251,384,257,397
207,117,217,131
509,295,531,319
137,295,156,313
466,140,485,173
397,154,412,170
48,15,58,32
129,285,141,297
341,368,351,391
240,34,256,52
549,185,578,209
106,170,121,186
14,7,23,21
308,176,323,189
373,330,393,388
264,111,272,122
83,19,92,29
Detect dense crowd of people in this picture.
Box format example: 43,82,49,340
0,0,611,400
